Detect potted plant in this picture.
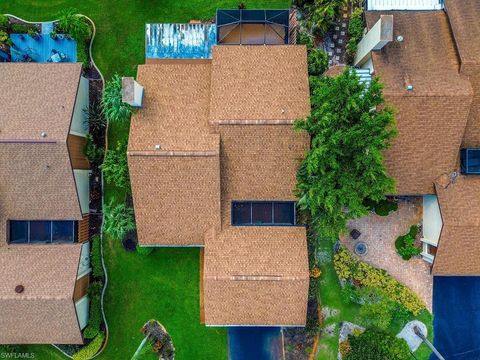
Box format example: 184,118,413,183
50,31,58,40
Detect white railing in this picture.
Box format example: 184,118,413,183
367,0,444,11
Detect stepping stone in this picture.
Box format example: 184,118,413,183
336,48,341,53
341,31,345,36
342,23,347,28
330,43,335,48
343,13,348,18
333,34,338,39
335,26,340,31
328,51,333,56
338,39,343,44
335,56,340,60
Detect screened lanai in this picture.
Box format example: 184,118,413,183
216,9,290,45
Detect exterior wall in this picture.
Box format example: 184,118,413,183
74,170,90,215
354,15,392,66
75,296,90,330
68,134,89,170
78,214,90,243
422,195,442,246
74,273,90,301
70,76,89,137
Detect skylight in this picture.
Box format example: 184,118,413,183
461,148,480,174
231,201,296,226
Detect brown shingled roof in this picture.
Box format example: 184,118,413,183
210,46,310,122
0,245,83,344
366,11,473,194
203,226,309,325
432,176,480,275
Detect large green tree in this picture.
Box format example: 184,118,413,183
295,68,396,240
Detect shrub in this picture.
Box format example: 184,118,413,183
308,277,320,299
72,332,104,360
0,15,8,31
101,141,130,191
10,23,38,34
84,102,106,135
298,31,314,50
346,8,364,64
307,48,329,76
345,328,410,360
77,40,89,68
136,244,154,256
307,0,347,37
83,282,103,339
364,198,398,216
0,30,9,43
334,247,425,315
339,340,351,357
102,74,133,123
56,8,91,41
358,298,393,330
395,225,421,260
84,134,104,163
103,200,136,241
90,235,104,278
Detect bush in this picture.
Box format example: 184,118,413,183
91,235,104,278
136,244,154,256
77,40,89,68
101,141,130,191
339,340,351,357
358,298,393,330
0,15,8,31
298,31,314,50
56,8,91,41
395,226,421,260
345,328,411,360
84,102,106,135
84,134,105,163
103,200,136,241
73,332,104,360
83,282,103,339
334,247,425,315
102,74,133,123
307,0,346,37
364,198,398,216
10,23,38,34
346,8,364,64
0,30,10,43
307,48,329,76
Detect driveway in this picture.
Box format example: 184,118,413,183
431,276,480,360
228,327,283,360
341,199,433,310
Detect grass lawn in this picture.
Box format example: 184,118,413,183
316,238,434,359
0,1,289,359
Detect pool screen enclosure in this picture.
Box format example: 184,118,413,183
216,9,290,45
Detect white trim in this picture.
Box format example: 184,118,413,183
70,130,87,138
75,295,89,330
421,237,438,247
77,268,92,280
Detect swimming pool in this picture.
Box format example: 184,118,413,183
10,34,77,63
228,327,283,360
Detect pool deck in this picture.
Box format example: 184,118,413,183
10,34,76,63
340,199,433,311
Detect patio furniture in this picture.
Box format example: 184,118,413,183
350,228,361,240
48,49,67,63
354,241,368,256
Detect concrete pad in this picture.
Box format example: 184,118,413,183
397,320,427,352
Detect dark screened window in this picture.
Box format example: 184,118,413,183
9,220,76,244
232,201,296,226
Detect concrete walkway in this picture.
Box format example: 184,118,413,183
341,199,433,311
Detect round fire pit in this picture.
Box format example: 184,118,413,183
354,241,368,256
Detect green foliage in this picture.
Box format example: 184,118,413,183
295,68,397,241
91,235,104,278
307,48,328,76
83,282,103,339
73,332,104,360
56,8,91,41
102,74,133,123
307,0,347,37
10,23,38,34
346,8,364,64
0,14,8,31
103,200,136,241
298,31,314,50
136,244,154,256
0,30,9,43
395,225,421,260
364,198,398,216
334,247,425,315
77,39,89,68
50,31,57,39
101,141,130,191
345,328,411,360
84,134,105,163
359,298,394,330
0,345,18,354
84,102,107,135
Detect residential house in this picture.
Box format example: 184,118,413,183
0,63,91,344
128,10,311,326
356,0,480,275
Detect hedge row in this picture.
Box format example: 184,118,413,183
72,332,104,360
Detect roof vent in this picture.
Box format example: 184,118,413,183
155,144,161,150
396,35,404,43
41,132,47,138
15,285,24,294
406,85,414,91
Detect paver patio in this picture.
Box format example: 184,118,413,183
340,199,433,311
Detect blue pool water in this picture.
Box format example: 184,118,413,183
228,327,282,360
431,276,480,360
10,34,76,63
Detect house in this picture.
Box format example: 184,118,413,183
128,10,310,326
356,0,480,275
0,63,91,344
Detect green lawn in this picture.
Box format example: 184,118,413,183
316,238,434,359
0,1,289,359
